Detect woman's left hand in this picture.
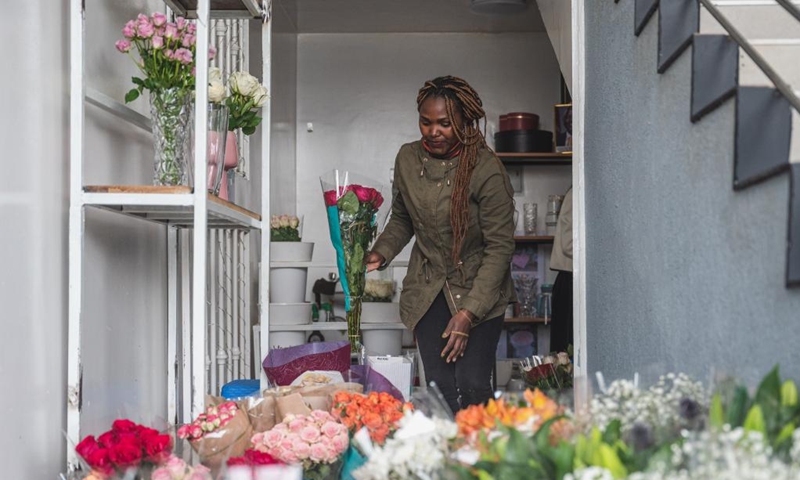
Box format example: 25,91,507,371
441,310,475,363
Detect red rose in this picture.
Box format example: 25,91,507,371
143,433,173,463
372,190,384,209
323,189,338,206
108,442,142,469
245,448,280,465
86,448,113,475
351,185,371,204
97,431,118,448
75,435,100,460
117,431,143,449
112,419,139,433
137,426,159,439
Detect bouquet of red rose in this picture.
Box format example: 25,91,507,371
522,352,574,393
320,170,385,352
74,419,173,477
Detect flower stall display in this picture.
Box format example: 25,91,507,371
207,69,269,201
151,456,211,480
251,411,350,480
74,419,173,478
331,391,410,445
320,171,385,351
177,401,252,471
115,13,217,187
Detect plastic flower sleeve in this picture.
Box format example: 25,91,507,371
320,170,386,352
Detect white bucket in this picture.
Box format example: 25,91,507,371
268,331,307,350
361,302,401,323
362,329,403,356
270,241,314,262
269,267,308,303
269,303,313,325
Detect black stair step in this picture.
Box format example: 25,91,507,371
734,86,792,190
789,164,800,287
691,34,739,123
658,0,699,73
635,0,659,36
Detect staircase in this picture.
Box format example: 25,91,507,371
616,0,800,287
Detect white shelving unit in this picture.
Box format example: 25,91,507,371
67,0,271,472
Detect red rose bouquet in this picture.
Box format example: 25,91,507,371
74,419,173,477
320,170,385,352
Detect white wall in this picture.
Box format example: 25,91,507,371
0,0,172,476
538,0,573,93
295,32,564,271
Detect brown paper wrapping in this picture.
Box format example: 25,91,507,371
189,408,253,471
245,396,277,433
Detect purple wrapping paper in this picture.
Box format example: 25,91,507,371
349,365,404,401
262,341,351,386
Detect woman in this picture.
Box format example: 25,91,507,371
366,76,516,413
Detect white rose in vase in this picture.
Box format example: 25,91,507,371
252,85,269,107
229,71,260,97
209,67,223,84
208,80,226,103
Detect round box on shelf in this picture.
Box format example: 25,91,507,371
499,112,540,132
268,331,307,350
362,329,403,356
269,302,313,325
270,241,314,263
361,302,401,323
494,130,553,153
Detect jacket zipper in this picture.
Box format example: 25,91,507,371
444,279,458,311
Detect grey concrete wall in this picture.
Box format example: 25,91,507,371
584,0,800,387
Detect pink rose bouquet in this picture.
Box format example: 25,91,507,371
251,411,349,480
115,12,216,103
177,401,253,471
320,170,385,351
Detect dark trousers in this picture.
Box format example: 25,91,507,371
414,291,504,414
550,271,573,353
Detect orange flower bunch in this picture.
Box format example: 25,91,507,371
455,389,563,439
331,391,411,445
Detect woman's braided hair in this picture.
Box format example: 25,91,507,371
416,75,487,264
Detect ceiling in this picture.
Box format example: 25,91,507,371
272,0,546,34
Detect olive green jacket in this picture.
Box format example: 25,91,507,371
371,141,517,331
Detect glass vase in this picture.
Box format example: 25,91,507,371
188,103,229,195
149,87,193,186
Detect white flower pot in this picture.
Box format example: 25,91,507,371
270,241,314,262
270,303,313,325
362,329,403,356
361,302,401,323
269,267,308,303
268,331,307,350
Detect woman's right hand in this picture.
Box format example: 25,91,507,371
365,251,386,272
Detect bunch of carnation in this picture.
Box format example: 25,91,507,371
151,456,211,480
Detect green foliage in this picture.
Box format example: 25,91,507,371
270,226,300,242
226,93,262,135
